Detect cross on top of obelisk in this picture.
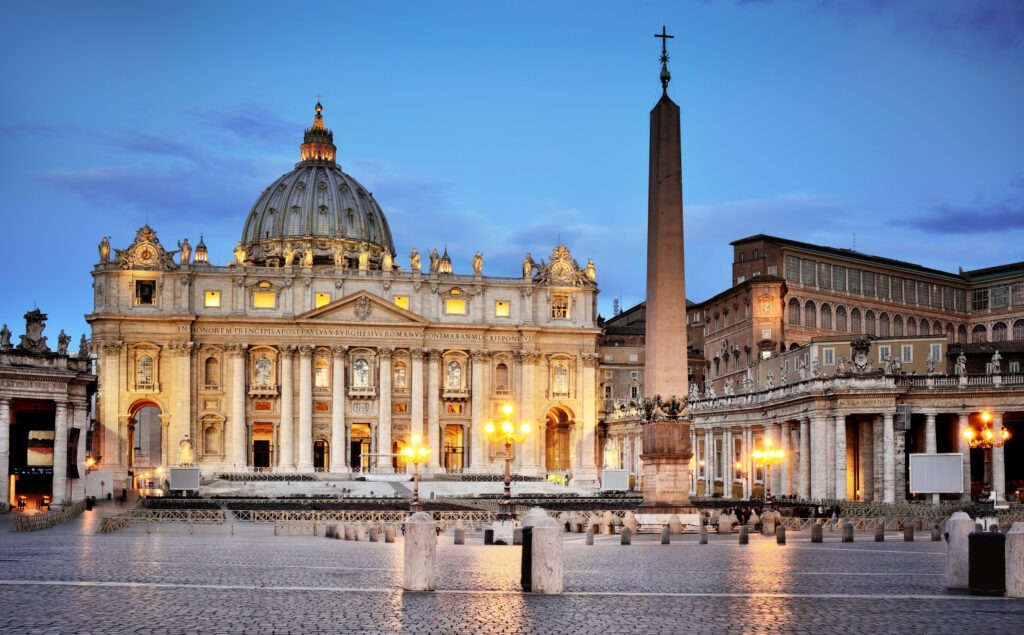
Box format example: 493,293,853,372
655,26,674,94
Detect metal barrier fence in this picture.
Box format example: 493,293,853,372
11,500,87,532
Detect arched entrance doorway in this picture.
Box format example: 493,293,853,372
313,439,329,471
127,400,163,475
444,424,464,470
545,406,575,472
350,423,372,471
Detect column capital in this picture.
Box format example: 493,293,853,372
378,347,394,360
470,349,489,362
298,345,315,357
99,341,124,353
410,347,425,360
332,345,348,359
427,349,443,361
224,343,248,355
280,344,298,356
581,353,600,368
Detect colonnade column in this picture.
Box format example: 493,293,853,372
330,346,346,472
834,414,847,500
100,342,123,472
52,402,68,506
469,350,485,470
882,413,895,503
704,428,713,494
824,411,835,498
228,344,247,468
860,418,874,501
723,427,733,497
427,351,442,469
743,427,753,499
924,412,938,504
376,348,393,473
956,413,971,500
810,414,828,500
578,354,599,483
0,398,9,508
799,418,810,499
297,346,313,472
779,422,791,497
992,412,1006,501
410,349,433,469
279,346,295,471
172,343,194,458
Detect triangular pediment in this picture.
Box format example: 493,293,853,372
298,290,429,325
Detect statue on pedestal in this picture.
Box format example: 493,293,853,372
0,324,10,350
409,248,421,272
233,242,246,265
57,330,71,355
991,350,1002,375
178,435,195,466
98,236,111,263
472,251,483,275
178,238,191,264
955,351,967,376
523,252,535,278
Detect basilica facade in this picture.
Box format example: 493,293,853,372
89,104,602,491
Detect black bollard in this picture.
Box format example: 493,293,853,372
520,526,533,592
776,525,786,545
699,524,708,545
874,522,885,542
811,523,823,543
904,525,914,542
484,528,494,545
661,525,671,545
842,522,854,543
931,524,942,542
620,527,632,545
739,525,749,545
454,527,465,545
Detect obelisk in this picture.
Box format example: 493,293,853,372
638,27,697,519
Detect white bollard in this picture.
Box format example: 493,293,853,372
1007,522,1024,598
945,511,974,589
521,507,549,529
403,512,437,591
531,516,564,594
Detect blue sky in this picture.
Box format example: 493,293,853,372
1,1,1022,342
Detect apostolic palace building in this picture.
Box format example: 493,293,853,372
85,104,603,493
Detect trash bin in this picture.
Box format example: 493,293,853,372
968,531,1006,596
85,497,94,511
484,528,494,545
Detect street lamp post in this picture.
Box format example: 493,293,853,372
401,435,431,513
753,438,784,505
963,410,1010,505
485,403,531,520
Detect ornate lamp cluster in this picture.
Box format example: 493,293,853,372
753,438,785,500
963,411,1010,449
402,434,431,512
485,403,531,519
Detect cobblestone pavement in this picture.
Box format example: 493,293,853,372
1,505,1021,634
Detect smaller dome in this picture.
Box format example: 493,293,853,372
239,103,395,269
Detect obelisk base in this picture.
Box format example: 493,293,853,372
638,419,697,516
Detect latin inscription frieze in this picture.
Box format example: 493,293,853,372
180,325,533,343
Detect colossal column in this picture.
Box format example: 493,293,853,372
377,348,393,473
469,350,486,470
883,412,896,503
279,346,295,471
227,344,247,468
52,402,68,505
297,346,314,472
427,350,441,469
330,346,346,472
518,351,538,472
0,398,9,508
834,413,847,500
924,412,937,504
799,418,810,499
992,412,1006,501
638,28,696,519
410,349,433,468
810,414,828,500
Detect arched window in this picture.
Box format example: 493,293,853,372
393,361,407,390
992,322,1007,342
255,357,273,387
933,320,942,335
865,310,876,336
836,306,847,332
971,324,987,343
920,320,930,336
314,357,330,388
804,300,816,327
946,323,955,343
879,312,890,337
850,308,862,333
446,361,462,390
495,362,509,393
958,324,968,343
893,315,904,337
204,356,219,387
788,298,801,325
138,355,154,387
1014,319,1024,341
820,303,832,330
352,359,370,387
906,317,916,335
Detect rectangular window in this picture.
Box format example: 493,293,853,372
394,295,409,310
878,345,891,364
862,271,875,296
604,385,613,399
801,259,816,286
892,277,903,302
253,291,276,309
901,345,912,363
629,354,639,362
992,285,1009,309
1012,283,1024,307
630,385,640,399
204,290,220,308
784,255,800,282
315,292,330,308
495,300,510,317
714,439,724,481
1010,361,1021,374
877,274,889,300
930,343,942,363
818,262,831,289
972,288,989,311
603,355,613,363
943,286,955,310
630,371,640,380
833,265,847,292
930,284,942,309
823,347,835,366
848,269,861,294
445,298,466,315
762,329,771,340
551,295,569,319
135,280,157,306
918,281,930,307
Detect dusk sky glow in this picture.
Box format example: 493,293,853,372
1,1,1022,341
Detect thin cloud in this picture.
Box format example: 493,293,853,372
896,178,1024,234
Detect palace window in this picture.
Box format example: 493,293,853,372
630,385,640,399
315,357,330,388
204,290,220,308
253,281,276,309
137,355,154,388
930,343,942,363
445,298,466,315
551,295,570,319
135,280,157,306
993,322,1008,342
878,345,891,364
604,385,613,399
822,348,835,366
901,345,912,363
552,364,569,396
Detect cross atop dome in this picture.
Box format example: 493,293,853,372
301,101,336,163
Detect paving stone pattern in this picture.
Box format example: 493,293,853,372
1,505,1021,634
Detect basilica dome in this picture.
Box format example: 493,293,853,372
239,103,395,269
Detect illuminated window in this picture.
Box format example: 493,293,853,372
551,295,569,319
315,357,330,388
445,298,466,315
393,403,408,414
137,355,154,387
253,281,276,309
394,296,409,310
393,361,407,390
495,300,510,317
446,403,463,414
315,293,330,308
204,290,220,308
135,280,157,305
